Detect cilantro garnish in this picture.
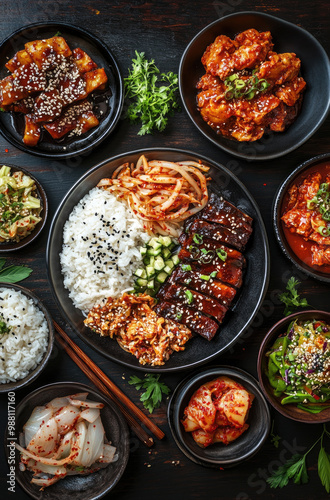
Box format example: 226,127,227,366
279,277,310,316
128,373,171,413
124,51,180,135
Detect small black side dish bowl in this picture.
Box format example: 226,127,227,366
0,163,48,252
179,11,330,161
168,366,271,467
0,22,123,159
273,153,330,283
4,381,130,500
0,283,54,393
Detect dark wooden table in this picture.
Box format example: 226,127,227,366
0,1,330,499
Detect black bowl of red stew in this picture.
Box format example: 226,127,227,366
273,153,330,283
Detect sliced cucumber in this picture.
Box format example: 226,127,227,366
162,247,171,259
156,271,168,284
134,268,147,279
164,259,175,270
136,278,148,287
146,265,156,278
159,236,172,247
172,254,180,266
147,279,155,289
147,247,162,257
154,256,165,271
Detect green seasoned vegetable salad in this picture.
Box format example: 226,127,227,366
266,319,330,413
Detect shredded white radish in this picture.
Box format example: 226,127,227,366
97,155,210,236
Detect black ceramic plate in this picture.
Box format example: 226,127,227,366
167,366,271,467
273,153,330,283
0,22,123,159
0,283,54,393
4,382,130,500
46,148,269,372
179,11,330,161
0,163,48,252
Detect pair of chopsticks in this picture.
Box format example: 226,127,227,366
53,320,165,447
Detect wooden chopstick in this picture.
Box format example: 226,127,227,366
55,333,154,448
53,320,165,442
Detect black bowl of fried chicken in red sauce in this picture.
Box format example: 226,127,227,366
0,22,123,158
168,366,271,467
179,12,330,160
274,153,330,283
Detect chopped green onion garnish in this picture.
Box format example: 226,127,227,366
184,290,194,304
216,249,227,261
201,248,208,255
176,312,183,320
210,271,217,278
200,274,210,281
193,233,203,244
181,264,192,272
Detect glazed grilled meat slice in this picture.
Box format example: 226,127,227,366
168,265,237,307
157,283,228,323
154,300,219,341
179,235,246,266
179,219,250,251
200,192,252,228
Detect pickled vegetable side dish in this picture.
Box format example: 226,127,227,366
0,165,41,242
266,319,330,413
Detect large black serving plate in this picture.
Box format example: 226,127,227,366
0,22,123,159
179,11,330,161
46,148,270,372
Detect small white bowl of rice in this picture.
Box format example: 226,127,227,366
0,283,54,392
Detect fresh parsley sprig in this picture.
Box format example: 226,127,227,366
279,277,310,316
267,424,330,493
124,51,180,135
128,373,171,413
0,258,32,283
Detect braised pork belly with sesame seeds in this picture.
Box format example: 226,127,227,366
197,29,306,142
155,192,253,340
0,36,107,146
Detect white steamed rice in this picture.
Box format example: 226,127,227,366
0,288,49,384
60,187,150,313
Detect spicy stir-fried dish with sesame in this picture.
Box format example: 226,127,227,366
15,392,118,490
0,36,107,146
0,165,41,242
266,319,330,413
197,29,306,142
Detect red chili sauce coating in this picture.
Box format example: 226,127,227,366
281,161,330,274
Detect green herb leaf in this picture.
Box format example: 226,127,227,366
128,373,170,413
318,446,330,493
279,277,310,316
124,51,180,135
0,258,6,271
267,454,305,488
0,264,33,283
